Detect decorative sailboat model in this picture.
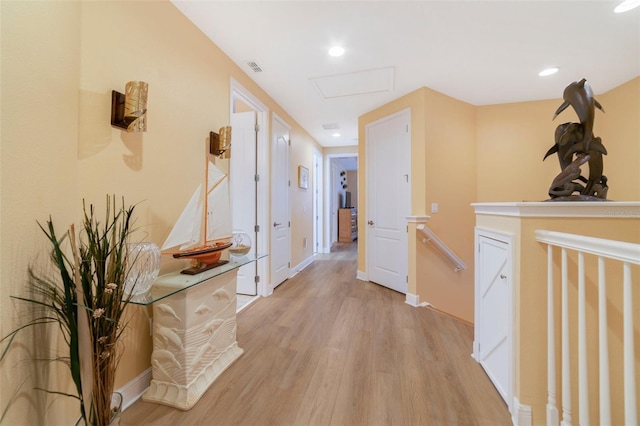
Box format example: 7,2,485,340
161,158,233,275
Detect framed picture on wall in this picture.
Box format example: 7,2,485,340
298,166,309,189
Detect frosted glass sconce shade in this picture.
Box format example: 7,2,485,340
210,126,232,158
111,81,148,132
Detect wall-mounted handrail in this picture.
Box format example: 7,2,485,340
417,224,467,272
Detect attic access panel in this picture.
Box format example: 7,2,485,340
310,67,395,99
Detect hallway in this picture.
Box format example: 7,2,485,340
121,243,511,425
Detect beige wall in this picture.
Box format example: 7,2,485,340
477,77,640,202
359,78,639,324
420,87,477,322
290,126,318,267
597,77,640,201
324,145,358,156
358,87,477,322
1,2,82,424
0,1,320,424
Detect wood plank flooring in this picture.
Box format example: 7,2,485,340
121,242,511,425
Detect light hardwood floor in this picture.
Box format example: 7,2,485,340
121,242,511,425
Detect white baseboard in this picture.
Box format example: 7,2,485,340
117,367,151,411
290,255,314,278
471,340,480,361
512,396,532,426
405,293,419,307
405,293,430,308
356,270,367,281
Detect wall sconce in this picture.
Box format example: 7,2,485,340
210,126,232,159
111,81,148,132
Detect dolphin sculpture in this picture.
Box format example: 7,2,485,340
544,122,584,170
552,78,605,154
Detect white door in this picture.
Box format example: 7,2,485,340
313,150,322,254
270,115,290,288
365,109,410,294
230,111,257,295
475,230,512,408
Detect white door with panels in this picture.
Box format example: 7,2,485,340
230,111,257,295
474,228,513,410
365,109,411,294
270,115,291,289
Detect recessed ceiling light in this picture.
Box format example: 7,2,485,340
539,67,559,77
328,46,345,57
615,0,640,13
332,133,341,138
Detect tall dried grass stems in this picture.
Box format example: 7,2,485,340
1,196,142,426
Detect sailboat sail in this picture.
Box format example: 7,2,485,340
161,184,203,251
162,161,232,252
205,161,232,243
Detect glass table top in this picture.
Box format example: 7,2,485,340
129,253,266,306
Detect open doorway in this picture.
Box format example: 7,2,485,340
324,154,358,252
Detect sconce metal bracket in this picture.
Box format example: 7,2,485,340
111,90,128,130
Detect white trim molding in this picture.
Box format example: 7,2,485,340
290,255,314,278
404,292,429,308
406,215,430,223
117,367,151,411
356,270,368,281
472,201,640,218
405,292,420,307
511,396,532,426
472,340,480,362
230,77,270,298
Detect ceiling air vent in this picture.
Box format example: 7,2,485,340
246,61,263,73
321,123,340,130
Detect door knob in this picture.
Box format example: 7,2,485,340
273,222,281,227
368,220,374,225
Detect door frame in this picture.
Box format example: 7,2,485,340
230,78,269,296
270,112,291,292
313,148,323,254
323,153,357,253
364,108,411,292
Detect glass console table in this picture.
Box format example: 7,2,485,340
135,254,266,410
129,254,266,306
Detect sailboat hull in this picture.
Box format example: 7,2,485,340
180,259,229,275
171,241,232,271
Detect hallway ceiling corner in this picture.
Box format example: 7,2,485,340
171,1,640,148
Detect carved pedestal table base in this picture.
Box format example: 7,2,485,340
142,270,243,410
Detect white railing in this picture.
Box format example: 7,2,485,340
417,224,466,272
535,230,640,426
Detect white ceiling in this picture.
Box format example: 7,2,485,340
172,1,640,148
